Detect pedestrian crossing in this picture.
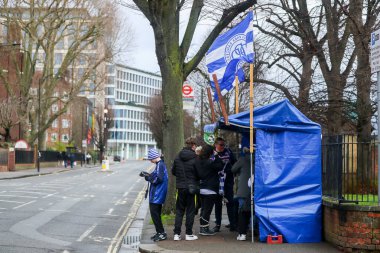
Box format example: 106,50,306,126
0,178,89,210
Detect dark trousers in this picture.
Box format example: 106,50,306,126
174,188,196,235
215,188,235,228
200,194,219,227
237,197,252,235
150,203,165,234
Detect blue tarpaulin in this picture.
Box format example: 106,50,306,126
214,99,322,243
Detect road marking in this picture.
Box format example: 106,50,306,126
0,199,24,204
8,191,47,195
107,186,146,253
106,208,114,215
77,223,97,242
10,198,80,246
0,194,38,199
42,192,59,198
13,200,36,209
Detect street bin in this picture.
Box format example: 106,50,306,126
101,160,109,171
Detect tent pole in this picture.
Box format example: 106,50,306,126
212,74,229,125
235,76,239,114
249,63,254,243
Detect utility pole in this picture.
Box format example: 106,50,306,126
37,78,41,173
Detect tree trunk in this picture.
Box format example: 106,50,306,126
326,76,344,135
298,51,313,114
159,65,184,214
350,0,373,190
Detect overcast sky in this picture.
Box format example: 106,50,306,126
117,4,214,75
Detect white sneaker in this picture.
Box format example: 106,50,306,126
185,234,198,241
237,234,247,241
174,234,181,241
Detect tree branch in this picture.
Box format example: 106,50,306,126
183,0,256,77
180,0,203,62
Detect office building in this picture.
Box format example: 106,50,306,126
105,64,161,160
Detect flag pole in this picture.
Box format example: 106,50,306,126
249,63,254,243
235,76,239,114
212,74,229,125
206,87,216,123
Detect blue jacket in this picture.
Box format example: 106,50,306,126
146,160,168,204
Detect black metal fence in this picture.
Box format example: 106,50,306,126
322,135,378,204
15,150,34,164
0,150,8,165
15,150,85,164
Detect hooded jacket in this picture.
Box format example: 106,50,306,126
172,147,197,189
194,156,224,193
146,160,168,204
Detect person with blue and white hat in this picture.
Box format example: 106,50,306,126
140,148,168,242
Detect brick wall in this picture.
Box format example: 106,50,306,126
324,200,380,252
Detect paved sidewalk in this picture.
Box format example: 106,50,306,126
139,206,340,253
0,163,101,180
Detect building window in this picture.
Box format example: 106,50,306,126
55,53,63,66
51,133,57,142
52,120,58,128
52,104,58,113
61,134,69,143
62,119,70,128
107,65,115,74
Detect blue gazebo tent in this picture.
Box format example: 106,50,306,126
215,99,322,243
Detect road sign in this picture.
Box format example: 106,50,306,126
371,29,380,73
182,83,194,98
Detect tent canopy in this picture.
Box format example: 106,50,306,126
217,99,320,133
207,99,322,243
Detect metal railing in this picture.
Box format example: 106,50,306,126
15,150,85,164
322,135,378,204
0,150,8,165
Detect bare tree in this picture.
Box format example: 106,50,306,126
146,94,196,151
0,97,20,142
0,0,124,149
121,0,256,212
92,107,114,163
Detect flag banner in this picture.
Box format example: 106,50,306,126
204,123,217,145
206,12,254,99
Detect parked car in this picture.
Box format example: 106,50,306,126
113,155,121,162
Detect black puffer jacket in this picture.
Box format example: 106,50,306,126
172,147,197,189
194,156,224,193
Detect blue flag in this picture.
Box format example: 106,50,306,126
206,12,254,99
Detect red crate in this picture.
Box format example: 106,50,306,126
267,235,283,244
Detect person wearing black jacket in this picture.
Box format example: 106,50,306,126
194,144,224,236
172,137,199,241
213,137,237,232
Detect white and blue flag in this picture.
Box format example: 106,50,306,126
206,12,254,99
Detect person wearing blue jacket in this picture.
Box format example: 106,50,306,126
141,148,168,242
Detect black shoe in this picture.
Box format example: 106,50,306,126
153,232,167,242
199,227,216,236
212,225,221,233
150,233,159,240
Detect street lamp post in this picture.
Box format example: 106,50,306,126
37,77,41,173
104,108,108,157
116,123,118,157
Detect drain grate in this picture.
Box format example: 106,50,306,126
124,234,141,249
